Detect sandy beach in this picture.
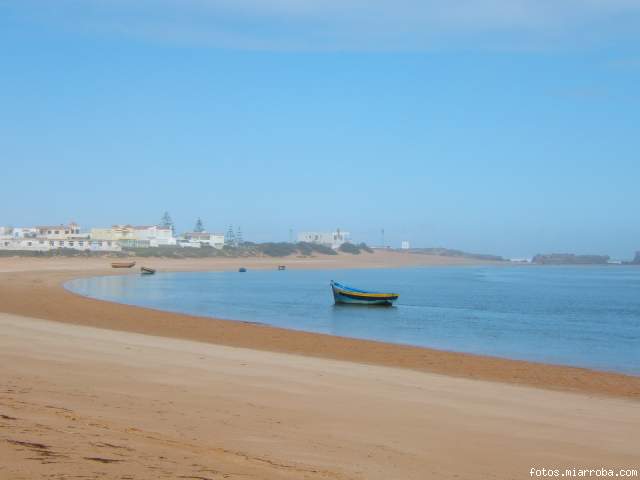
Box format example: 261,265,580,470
1,251,639,479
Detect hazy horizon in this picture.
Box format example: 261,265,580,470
1,1,639,259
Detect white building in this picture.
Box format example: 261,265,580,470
7,227,38,239
0,237,121,252
90,225,176,248
132,225,177,247
36,223,81,239
297,229,351,249
0,226,15,237
0,237,49,251
182,232,225,249
0,223,121,252
401,241,411,250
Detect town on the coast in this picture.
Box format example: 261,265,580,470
1,214,639,264
0,212,358,254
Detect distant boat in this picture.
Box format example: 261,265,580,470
140,266,156,275
111,261,136,269
330,280,399,306
239,267,247,272
278,265,286,271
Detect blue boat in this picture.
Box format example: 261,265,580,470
330,281,399,306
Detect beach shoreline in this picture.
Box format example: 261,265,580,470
2,252,639,479
1,252,638,399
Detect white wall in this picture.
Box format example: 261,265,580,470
297,231,351,249
0,237,121,252
0,238,47,251
181,232,225,249
208,233,225,249
178,240,201,248
133,226,176,246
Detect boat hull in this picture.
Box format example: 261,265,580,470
331,281,399,306
333,291,397,305
111,262,136,269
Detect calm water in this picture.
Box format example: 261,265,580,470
66,266,640,375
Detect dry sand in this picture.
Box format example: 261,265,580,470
1,252,639,479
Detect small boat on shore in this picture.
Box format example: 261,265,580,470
111,261,136,269
278,265,286,271
330,281,399,306
140,266,156,275
239,267,247,272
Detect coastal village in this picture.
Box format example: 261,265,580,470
0,217,354,253
1,220,638,264
0,222,215,253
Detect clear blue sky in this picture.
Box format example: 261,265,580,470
1,1,639,259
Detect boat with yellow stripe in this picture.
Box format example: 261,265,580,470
330,281,399,306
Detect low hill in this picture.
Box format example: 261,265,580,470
531,253,610,265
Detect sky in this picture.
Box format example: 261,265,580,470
1,1,639,259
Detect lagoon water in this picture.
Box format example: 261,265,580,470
66,266,640,375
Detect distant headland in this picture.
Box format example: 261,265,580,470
531,252,640,265
531,253,610,265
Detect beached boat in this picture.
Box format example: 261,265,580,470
330,281,399,306
140,266,156,275
239,267,247,272
278,265,286,271
111,261,136,269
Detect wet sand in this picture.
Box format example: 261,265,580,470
1,252,639,479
